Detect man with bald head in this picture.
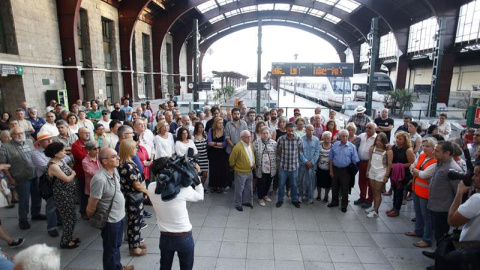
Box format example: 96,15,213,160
229,130,255,211
0,127,43,230
72,127,91,220
355,122,378,209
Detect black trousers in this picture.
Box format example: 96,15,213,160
430,211,450,245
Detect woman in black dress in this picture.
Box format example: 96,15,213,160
207,117,228,193
45,142,79,249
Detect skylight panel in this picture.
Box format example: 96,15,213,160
274,4,290,11
335,0,361,13
291,5,309,13
197,0,217,13
241,6,257,13
216,0,236,6
324,14,341,24
309,9,326,18
258,4,274,11
315,0,337,6
224,9,240,18
209,15,224,24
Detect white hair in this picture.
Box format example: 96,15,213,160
14,244,60,270
339,129,349,136
240,130,251,137
322,131,332,139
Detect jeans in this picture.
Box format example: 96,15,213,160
16,177,41,221
298,166,315,200
101,219,125,270
160,231,194,270
413,193,432,244
431,211,450,245
45,196,58,231
277,168,298,203
77,178,88,215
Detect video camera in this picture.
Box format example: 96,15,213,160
447,169,473,186
151,150,200,202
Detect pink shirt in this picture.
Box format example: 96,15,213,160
82,155,101,195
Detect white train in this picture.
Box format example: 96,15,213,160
350,72,394,102
280,76,354,108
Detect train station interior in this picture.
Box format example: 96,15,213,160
1,0,480,269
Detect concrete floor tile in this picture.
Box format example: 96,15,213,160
226,216,250,228
300,245,331,262
326,246,360,263
303,261,335,270
195,240,222,257
128,254,160,270
219,241,247,259
272,218,296,230
193,256,218,270
321,232,351,246
216,258,246,270
248,229,273,243
362,264,394,270
274,260,305,270
198,227,225,241
332,262,365,270
272,230,298,244
353,246,390,264
247,243,274,260
249,217,273,230
203,216,228,228
297,231,325,245
224,228,249,242
274,243,303,261
371,233,406,248
345,232,378,247
246,259,275,270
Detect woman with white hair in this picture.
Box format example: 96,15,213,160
253,126,277,206
14,244,60,270
316,131,333,202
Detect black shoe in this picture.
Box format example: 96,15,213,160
48,229,59,237
31,214,47,220
422,251,435,260
242,203,253,209
411,218,416,222
341,207,347,213
60,243,79,249
143,211,152,218
361,202,372,209
292,202,301,208
235,206,243,212
140,223,148,230
19,221,30,230
327,203,339,208
5,205,15,209
276,201,283,208
8,238,24,248
353,198,364,205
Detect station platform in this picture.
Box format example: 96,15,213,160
0,182,434,270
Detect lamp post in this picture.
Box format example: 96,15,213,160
293,53,298,103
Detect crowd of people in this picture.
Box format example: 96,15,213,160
0,93,478,270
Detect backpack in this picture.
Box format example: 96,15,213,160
39,169,53,200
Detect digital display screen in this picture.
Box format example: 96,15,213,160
271,62,353,77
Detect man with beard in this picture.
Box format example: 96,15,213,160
268,109,278,134
110,102,125,122
0,127,44,230
39,111,59,136
245,110,256,134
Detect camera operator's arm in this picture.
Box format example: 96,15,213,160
448,181,471,227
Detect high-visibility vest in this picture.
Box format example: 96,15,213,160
412,153,437,199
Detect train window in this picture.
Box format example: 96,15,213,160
329,77,351,94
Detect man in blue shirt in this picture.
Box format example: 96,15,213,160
120,100,133,122
328,129,359,212
298,125,320,204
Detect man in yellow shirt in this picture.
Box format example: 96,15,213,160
229,130,255,211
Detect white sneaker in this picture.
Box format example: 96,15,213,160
367,211,379,218
263,196,272,202
223,186,231,194
365,207,375,213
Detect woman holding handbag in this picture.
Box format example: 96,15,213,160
118,139,148,256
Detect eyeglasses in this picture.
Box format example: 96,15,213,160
89,147,100,150
102,113,108,115
124,132,133,135
475,134,480,137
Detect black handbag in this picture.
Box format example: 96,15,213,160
90,177,117,229
39,170,53,200
127,191,144,205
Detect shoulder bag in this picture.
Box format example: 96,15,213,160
90,177,117,229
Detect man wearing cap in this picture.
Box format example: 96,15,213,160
348,106,372,135
140,102,154,130
31,131,71,237
289,108,301,123
97,110,112,133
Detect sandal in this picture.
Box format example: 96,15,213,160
129,248,147,257
60,242,79,249
72,238,81,244
413,241,432,248
323,197,329,203
404,231,422,238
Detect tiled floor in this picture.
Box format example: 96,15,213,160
0,185,435,270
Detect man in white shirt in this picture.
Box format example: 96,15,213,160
148,158,203,270
101,120,121,150
355,122,377,209
97,110,112,133
134,118,154,157
39,112,59,136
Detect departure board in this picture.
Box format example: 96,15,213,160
271,62,353,77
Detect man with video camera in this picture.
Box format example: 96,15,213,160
147,156,204,270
